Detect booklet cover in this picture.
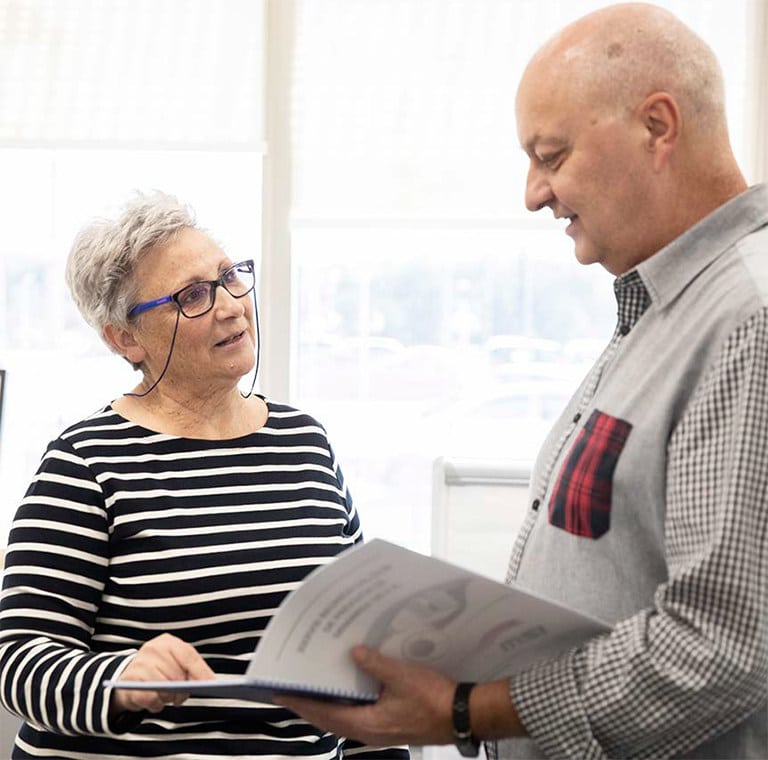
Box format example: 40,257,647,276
105,538,610,704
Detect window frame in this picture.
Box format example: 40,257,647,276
259,0,768,403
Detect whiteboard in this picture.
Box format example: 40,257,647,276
423,457,532,760
431,457,532,584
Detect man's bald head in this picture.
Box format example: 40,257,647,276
524,3,726,137
515,2,746,275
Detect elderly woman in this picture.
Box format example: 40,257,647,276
0,191,408,760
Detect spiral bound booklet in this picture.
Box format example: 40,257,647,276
104,538,610,704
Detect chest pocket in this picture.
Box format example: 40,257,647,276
549,409,632,539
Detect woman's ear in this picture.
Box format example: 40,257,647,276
640,91,681,171
103,323,146,366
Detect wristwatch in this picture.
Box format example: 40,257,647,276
452,681,480,757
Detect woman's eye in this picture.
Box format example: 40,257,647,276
179,284,209,305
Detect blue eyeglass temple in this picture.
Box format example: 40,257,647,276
128,260,255,319
129,294,174,318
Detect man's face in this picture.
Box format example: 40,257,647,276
515,62,652,275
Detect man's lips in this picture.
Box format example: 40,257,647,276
564,215,579,236
555,211,578,229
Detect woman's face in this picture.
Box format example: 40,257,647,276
129,227,256,396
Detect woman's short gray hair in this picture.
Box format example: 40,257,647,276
65,190,196,342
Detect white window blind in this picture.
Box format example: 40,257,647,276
0,0,263,146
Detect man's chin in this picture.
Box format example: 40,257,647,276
572,243,601,268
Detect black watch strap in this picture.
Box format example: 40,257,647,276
452,681,480,757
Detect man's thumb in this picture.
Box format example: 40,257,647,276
350,645,396,679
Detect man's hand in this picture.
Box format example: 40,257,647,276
279,645,456,746
109,632,216,715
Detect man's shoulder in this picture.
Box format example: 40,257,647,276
733,222,768,304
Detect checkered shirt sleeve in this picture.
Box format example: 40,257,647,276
508,308,768,759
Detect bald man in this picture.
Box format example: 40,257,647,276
280,4,768,758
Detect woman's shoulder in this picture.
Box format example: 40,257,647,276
55,402,148,445
260,396,328,433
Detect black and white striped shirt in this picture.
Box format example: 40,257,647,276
0,398,408,759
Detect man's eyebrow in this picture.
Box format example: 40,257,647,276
519,133,541,153
521,135,566,155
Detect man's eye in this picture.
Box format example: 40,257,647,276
223,268,239,284
539,153,561,169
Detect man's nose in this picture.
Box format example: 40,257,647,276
524,164,554,212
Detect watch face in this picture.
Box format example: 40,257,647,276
456,736,481,758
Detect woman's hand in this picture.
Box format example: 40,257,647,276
109,633,216,715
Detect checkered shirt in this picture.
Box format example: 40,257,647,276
492,185,768,759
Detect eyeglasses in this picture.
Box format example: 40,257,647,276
128,260,256,319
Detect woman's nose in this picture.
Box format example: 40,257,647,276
212,285,246,316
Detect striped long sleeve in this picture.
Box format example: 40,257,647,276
0,399,408,759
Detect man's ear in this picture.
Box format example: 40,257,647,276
103,323,146,366
640,91,681,171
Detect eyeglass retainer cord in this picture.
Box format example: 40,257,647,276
123,288,261,400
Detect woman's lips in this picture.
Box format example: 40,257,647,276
216,331,245,348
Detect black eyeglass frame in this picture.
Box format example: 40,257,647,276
127,259,256,320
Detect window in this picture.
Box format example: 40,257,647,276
288,0,754,552
0,1,263,541
0,0,760,549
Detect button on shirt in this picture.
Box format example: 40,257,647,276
497,184,768,759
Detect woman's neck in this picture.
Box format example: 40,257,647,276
113,384,268,439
